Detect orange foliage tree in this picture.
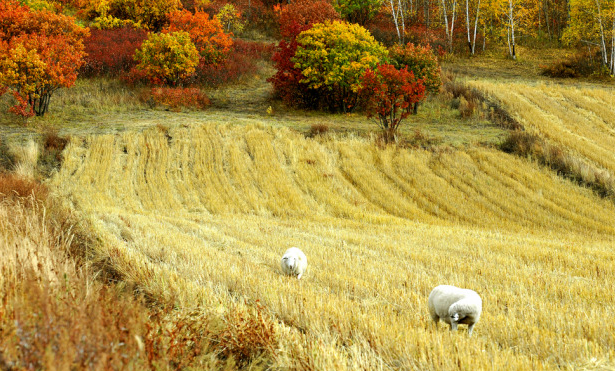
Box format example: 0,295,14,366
0,0,88,117
164,9,233,65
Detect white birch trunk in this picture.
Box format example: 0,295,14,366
508,0,516,60
442,0,450,47
390,0,402,44
595,0,608,65
466,0,471,53
472,0,481,54
451,0,457,51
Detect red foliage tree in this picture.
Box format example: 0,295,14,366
268,0,339,108
82,26,147,77
0,1,88,117
389,42,441,113
360,64,426,142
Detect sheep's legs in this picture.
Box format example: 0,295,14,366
297,273,302,279
450,322,458,332
467,323,475,337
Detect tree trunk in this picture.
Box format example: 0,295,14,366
508,0,516,60
595,0,608,65
466,0,472,53
471,0,480,54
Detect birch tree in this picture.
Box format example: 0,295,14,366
465,0,482,53
389,0,407,43
441,0,458,52
564,0,615,74
506,0,517,59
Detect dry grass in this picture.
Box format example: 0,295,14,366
0,171,283,369
471,80,615,197
48,124,615,370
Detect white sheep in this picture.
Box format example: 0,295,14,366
280,247,307,279
428,285,482,336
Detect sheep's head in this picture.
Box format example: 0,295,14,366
284,256,297,270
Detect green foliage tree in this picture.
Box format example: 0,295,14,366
134,31,199,85
389,43,441,113
292,21,388,112
333,0,383,25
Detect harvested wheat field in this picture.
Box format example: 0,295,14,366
471,80,615,181
51,123,615,370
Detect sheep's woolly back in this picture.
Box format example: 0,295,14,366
280,247,308,279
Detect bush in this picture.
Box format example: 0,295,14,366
165,9,232,65
134,31,199,85
149,87,210,111
81,26,147,77
389,43,441,114
540,51,606,78
79,0,181,31
275,0,340,38
360,64,426,142
268,0,339,109
292,21,388,112
196,40,273,87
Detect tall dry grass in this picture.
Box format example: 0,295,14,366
49,124,615,370
0,170,284,369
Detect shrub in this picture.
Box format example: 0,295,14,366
233,39,275,60
360,64,426,142
80,0,182,31
389,42,441,113
134,31,199,85
149,87,210,111
165,9,232,65
307,123,330,137
38,127,69,176
540,51,606,78
268,0,339,109
293,21,388,112
81,26,147,77
275,0,340,39
0,1,89,117
196,41,272,87
0,173,48,200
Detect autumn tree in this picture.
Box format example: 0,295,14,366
134,31,199,85
334,0,383,25
564,0,615,74
268,0,340,108
389,43,441,113
292,21,388,112
0,0,88,117
80,0,181,31
361,64,426,142
165,9,233,65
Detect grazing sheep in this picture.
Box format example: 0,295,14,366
280,247,307,279
428,285,482,336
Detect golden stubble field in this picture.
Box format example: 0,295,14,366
470,80,615,179
50,114,615,369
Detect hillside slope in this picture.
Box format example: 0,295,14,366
51,124,615,370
